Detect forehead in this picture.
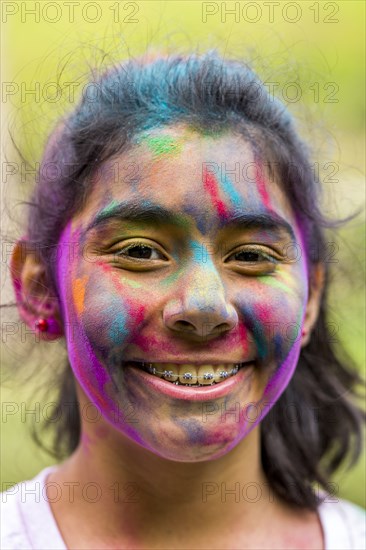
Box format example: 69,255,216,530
75,124,296,233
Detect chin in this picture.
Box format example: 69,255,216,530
149,443,236,463
132,424,249,463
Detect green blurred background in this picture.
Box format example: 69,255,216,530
1,1,365,506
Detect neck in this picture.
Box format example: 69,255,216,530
72,419,267,509
49,391,281,547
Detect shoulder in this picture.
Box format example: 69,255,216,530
318,496,365,550
1,466,66,550
0,479,30,550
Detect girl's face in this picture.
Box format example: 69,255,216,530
56,125,312,461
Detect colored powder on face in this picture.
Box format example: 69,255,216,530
93,265,146,342
98,199,120,219
273,332,283,362
150,201,192,231
96,261,143,289
237,322,250,356
202,167,230,220
133,332,177,355
166,239,222,313
107,303,129,345
245,172,261,208
280,259,308,305
57,223,121,417
122,279,143,289
238,302,269,361
256,301,305,418
161,233,223,286
248,336,299,430
136,134,182,158
189,239,206,265
181,201,211,235
249,316,268,361
262,338,300,399
189,237,226,280
294,307,305,342
259,275,296,297
72,275,89,315
171,416,206,445
220,173,243,208
279,269,296,286
126,302,145,327
173,211,192,231
254,162,272,211
160,269,181,286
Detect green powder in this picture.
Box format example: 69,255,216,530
137,134,182,157
260,275,295,296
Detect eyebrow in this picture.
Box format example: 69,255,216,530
84,200,297,242
222,209,297,242
84,200,189,233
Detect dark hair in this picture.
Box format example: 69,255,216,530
5,50,365,510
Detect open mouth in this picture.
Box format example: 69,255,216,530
125,361,254,386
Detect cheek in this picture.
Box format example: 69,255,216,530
77,265,148,366
61,265,152,423
233,276,308,418
235,276,307,364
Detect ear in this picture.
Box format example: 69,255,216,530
301,262,325,347
10,238,64,341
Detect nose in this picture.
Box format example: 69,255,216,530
163,264,238,341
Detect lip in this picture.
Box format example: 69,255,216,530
126,358,255,366
125,361,255,401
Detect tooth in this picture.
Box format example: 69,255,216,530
179,365,197,385
214,364,228,383
197,365,215,385
146,364,156,375
145,363,242,385
161,363,179,381
150,363,163,378
231,365,239,375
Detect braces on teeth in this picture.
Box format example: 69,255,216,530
140,362,241,385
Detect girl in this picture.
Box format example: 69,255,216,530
1,50,365,549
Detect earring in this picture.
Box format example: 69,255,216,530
35,318,49,332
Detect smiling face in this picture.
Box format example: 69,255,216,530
55,124,313,462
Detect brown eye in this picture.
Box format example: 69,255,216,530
234,251,263,263
123,245,154,259
228,249,276,264
114,241,167,261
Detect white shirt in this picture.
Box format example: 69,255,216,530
1,466,365,549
